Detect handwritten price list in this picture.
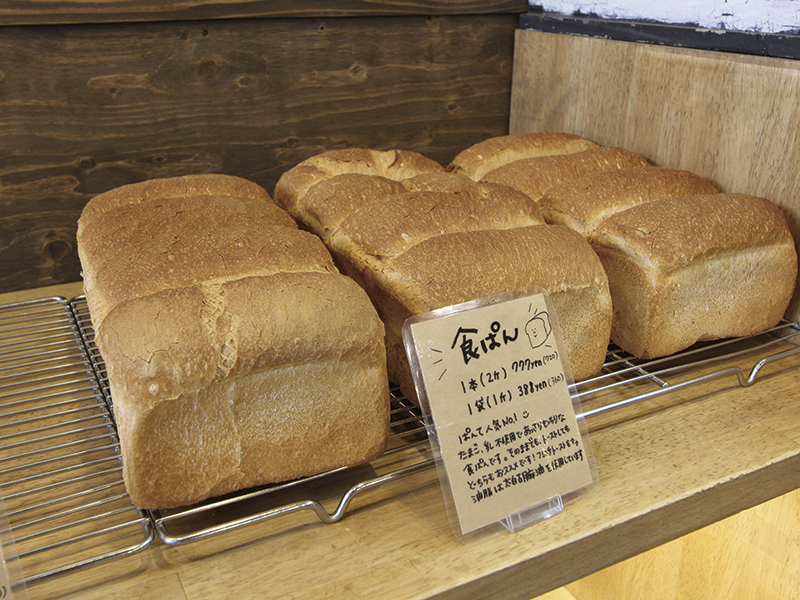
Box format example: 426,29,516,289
405,290,594,535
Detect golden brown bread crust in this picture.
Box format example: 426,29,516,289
276,152,611,402
482,146,651,203
79,173,272,224
78,174,390,509
78,193,298,260
539,167,719,237
387,226,608,307
273,148,444,220
401,171,478,193
330,182,544,260
333,226,612,395
593,193,795,270
82,220,335,331
591,194,798,358
448,131,599,180
77,177,300,330
99,273,389,508
299,174,407,244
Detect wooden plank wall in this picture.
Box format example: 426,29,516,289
0,1,525,292
0,1,527,25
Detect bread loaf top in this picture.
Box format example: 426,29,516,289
481,146,651,203
383,225,610,312
299,174,408,244
79,173,272,224
591,193,797,271
288,172,481,246
448,132,598,181
86,221,337,330
78,193,298,261
331,181,544,260
78,176,334,331
97,271,386,414
402,172,478,193
273,148,444,219
78,175,344,330
275,162,545,264
539,167,719,237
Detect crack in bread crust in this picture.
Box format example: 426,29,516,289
199,283,238,380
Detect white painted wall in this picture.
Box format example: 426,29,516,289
535,1,800,33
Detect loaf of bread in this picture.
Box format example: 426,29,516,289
77,174,390,509
274,162,612,403
538,166,719,238
481,146,651,203
339,225,613,400
448,131,598,180
273,148,444,228
591,193,798,359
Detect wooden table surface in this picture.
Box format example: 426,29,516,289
2,281,799,600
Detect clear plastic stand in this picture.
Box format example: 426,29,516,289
500,495,564,533
403,286,597,541
0,494,28,600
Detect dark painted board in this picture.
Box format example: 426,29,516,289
521,12,800,60
0,14,517,291
0,0,527,25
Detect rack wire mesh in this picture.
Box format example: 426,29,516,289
575,320,800,422
0,294,798,587
0,297,153,588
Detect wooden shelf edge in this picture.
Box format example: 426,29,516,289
0,1,528,27
429,452,800,600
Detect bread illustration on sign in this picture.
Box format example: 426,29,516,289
274,149,613,404
77,174,390,509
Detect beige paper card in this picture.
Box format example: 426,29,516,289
403,288,595,536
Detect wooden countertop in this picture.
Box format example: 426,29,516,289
3,282,799,600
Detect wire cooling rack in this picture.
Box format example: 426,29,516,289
0,297,153,588
0,294,798,586
575,320,800,421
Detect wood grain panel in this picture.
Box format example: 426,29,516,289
566,488,800,600
0,14,517,292
510,30,800,321
0,0,527,25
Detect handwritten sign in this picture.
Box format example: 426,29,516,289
403,288,595,536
